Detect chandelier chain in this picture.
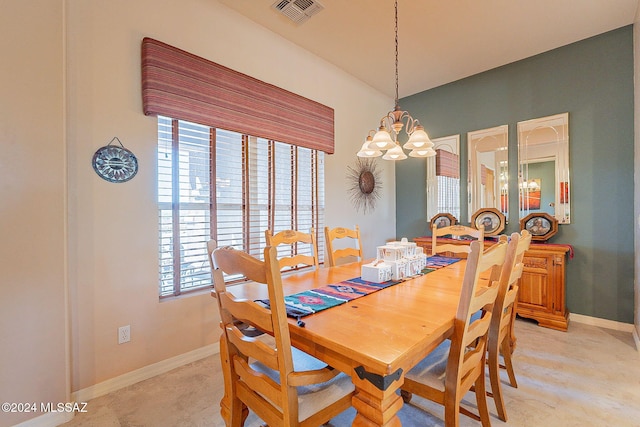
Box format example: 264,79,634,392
394,0,399,107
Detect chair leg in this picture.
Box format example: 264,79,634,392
474,371,492,427
501,338,518,388
400,389,413,403
219,335,233,426
488,346,507,422
444,399,461,427
219,334,248,427
229,396,248,427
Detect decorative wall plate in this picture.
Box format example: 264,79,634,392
520,212,558,242
471,207,506,236
429,212,457,230
92,137,138,183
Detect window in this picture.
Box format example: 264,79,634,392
158,117,325,297
437,175,460,220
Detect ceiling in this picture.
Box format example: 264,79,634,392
216,0,639,99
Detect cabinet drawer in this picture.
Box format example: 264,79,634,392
523,255,549,270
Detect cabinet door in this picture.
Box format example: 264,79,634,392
518,254,553,314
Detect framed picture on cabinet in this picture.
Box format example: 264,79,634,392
429,213,457,230
471,207,505,236
520,212,558,241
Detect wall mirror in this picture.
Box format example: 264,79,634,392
517,113,570,223
426,135,460,221
467,125,509,222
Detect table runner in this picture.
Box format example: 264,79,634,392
258,255,461,318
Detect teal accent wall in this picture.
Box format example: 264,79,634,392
396,26,634,323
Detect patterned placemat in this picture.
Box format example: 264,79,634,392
424,255,462,269
257,277,398,317
258,256,461,318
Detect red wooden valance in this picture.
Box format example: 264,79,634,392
141,38,334,154
435,149,459,178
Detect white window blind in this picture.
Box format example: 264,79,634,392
437,175,460,220
158,117,325,297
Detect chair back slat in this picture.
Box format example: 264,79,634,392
226,327,279,370
332,247,362,261
460,348,484,379
234,358,283,407
325,225,363,267
432,224,484,256
468,286,499,315
217,291,274,334
265,229,319,269
213,245,269,283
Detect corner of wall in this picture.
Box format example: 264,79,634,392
634,14,640,343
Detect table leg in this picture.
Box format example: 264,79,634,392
351,369,404,426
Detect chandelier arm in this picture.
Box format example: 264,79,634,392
404,116,421,135
385,109,421,136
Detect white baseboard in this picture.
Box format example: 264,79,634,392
569,313,635,332
72,342,219,403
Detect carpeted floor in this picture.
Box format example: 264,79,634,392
60,318,640,426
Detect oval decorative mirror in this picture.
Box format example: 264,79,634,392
467,125,508,222
426,135,460,221
517,113,570,223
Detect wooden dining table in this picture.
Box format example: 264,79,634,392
219,258,473,426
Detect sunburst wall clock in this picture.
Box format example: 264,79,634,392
347,158,382,214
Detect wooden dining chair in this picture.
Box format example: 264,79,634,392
324,225,363,267
401,238,510,427
212,245,354,427
265,229,319,270
486,230,531,422
432,224,484,256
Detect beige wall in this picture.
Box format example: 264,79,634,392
0,1,69,426
65,0,395,394
1,0,395,424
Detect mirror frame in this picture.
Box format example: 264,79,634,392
467,125,509,222
517,113,570,224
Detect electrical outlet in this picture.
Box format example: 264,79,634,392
118,325,131,344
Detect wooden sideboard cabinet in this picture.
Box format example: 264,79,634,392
414,237,571,331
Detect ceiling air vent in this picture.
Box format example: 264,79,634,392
271,0,324,25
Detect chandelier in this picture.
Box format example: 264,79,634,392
357,0,435,161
